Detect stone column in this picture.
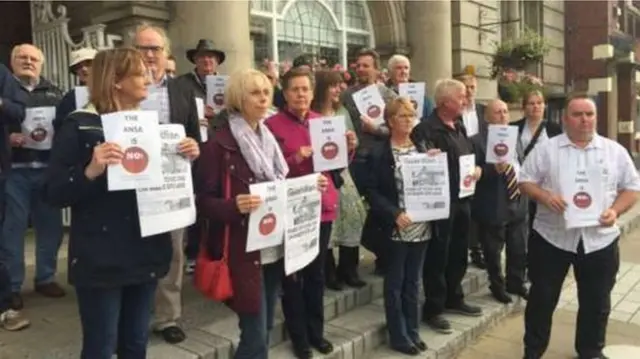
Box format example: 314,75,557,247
617,64,636,151
406,0,452,97
168,0,253,74
506,0,520,38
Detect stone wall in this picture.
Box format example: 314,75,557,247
542,0,566,91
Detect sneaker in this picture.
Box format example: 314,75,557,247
445,302,483,317
0,309,30,331
423,315,452,334
35,282,66,298
185,260,196,275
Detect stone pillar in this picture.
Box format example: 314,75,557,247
168,0,252,74
406,0,452,97
506,0,520,38
616,64,636,151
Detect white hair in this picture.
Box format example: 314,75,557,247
387,54,410,71
132,23,172,56
433,79,466,106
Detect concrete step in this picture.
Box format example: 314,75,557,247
143,267,488,359
268,289,520,359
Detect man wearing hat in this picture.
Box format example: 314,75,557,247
174,39,226,275
53,47,97,131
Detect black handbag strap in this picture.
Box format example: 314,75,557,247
523,121,546,158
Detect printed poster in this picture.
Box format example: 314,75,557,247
352,84,386,126
206,75,229,114
486,124,518,164
399,153,450,222
22,106,56,150
246,180,287,252
309,115,349,172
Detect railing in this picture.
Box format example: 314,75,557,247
30,0,122,91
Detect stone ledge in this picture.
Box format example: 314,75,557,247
142,268,488,359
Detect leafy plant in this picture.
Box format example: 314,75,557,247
490,27,551,79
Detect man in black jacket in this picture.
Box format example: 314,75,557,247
0,61,29,331
410,78,483,334
134,24,201,344
53,47,97,131
1,44,65,313
470,99,528,304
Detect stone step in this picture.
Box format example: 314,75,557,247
142,267,488,359
268,289,520,359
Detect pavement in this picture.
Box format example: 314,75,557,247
4,203,640,359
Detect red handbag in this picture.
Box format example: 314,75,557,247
194,161,233,302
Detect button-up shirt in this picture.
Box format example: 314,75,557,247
462,102,479,137
141,75,171,125
519,119,549,151
519,133,640,254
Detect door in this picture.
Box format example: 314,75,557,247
0,1,32,67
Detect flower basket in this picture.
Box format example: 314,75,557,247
490,28,550,79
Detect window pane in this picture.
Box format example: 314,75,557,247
345,0,366,30
251,17,273,67
251,0,272,12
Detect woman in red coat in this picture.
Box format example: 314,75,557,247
195,68,327,359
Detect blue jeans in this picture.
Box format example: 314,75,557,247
235,260,283,359
384,240,428,348
75,281,157,359
0,167,63,292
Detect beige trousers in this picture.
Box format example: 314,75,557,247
153,228,185,330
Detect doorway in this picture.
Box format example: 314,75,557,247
0,1,32,67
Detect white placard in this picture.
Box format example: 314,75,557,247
22,106,56,150
246,180,287,252
195,97,208,142
399,153,450,222
309,115,348,172
284,173,322,275
352,84,386,126
206,75,229,114
486,124,518,164
562,167,604,229
74,86,89,109
458,154,476,198
136,124,196,237
398,82,425,118
101,110,163,191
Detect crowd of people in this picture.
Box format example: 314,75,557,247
0,23,638,359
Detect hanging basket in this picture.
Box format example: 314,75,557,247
490,28,550,79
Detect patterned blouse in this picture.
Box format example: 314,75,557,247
392,145,432,243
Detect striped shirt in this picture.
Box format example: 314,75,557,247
141,75,171,124
392,145,432,242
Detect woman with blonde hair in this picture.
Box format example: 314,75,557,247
366,97,438,355
195,68,328,359
44,48,199,359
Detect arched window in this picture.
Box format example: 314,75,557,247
250,0,374,67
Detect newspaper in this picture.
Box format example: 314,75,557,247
399,152,451,222
135,124,196,237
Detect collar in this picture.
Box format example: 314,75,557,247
464,101,476,113
150,74,169,88
282,108,312,126
557,133,603,149
429,109,463,133
15,75,40,91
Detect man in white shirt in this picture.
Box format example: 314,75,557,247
518,94,640,359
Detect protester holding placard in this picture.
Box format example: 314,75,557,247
196,68,328,359
1,44,65,313
410,79,484,334
366,97,440,355
43,48,173,359
470,99,529,304
518,94,640,359
266,67,357,359
54,47,97,132
385,54,435,121
310,70,366,291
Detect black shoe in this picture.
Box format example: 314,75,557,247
445,302,483,317
9,293,23,310
578,355,609,359
391,345,420,356
412,339,428,351
326,278,344,291
507,286,530,300
310,338,333,354
490,287,513,304
292,345,312,359
470,251,486,269
343,272,366,288
423,315,452,334
155,325,186,344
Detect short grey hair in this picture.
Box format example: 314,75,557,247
131,23,172,56
387,54,410,71
433,79,466,106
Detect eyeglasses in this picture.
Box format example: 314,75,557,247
135,45,164,54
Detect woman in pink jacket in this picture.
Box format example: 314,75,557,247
265,67,356,359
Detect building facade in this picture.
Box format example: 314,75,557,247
1,0,566,103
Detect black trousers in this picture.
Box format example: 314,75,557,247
282,222,332,348
478,216,527,291
422,200,470,319
524,231,619,358
468,220,482,256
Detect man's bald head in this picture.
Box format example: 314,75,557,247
485,99,509,125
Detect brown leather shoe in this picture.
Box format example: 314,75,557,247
34,282,66,298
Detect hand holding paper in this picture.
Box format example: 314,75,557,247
472,166,482,181
544,192,567,214
317,174,328,192
395,212,412,230
178,137,200,161
599,208,618,227
346,131,357,151
295,146,313,163
236,194,263,214
85,142,123,180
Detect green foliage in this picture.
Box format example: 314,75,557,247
490,27,551,79
499,80,546,104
